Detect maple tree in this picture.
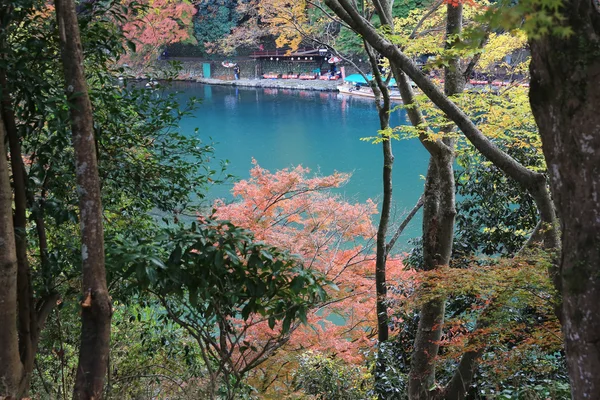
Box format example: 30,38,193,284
216,0,342,54
212,161,415,396
121,0,196,64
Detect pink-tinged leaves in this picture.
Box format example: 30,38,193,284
210,161,415,367
121,0,196,63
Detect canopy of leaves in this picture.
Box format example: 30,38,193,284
121,0,197,64
194,0,241,55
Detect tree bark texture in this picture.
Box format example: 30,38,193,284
529,5,600,399
367,43,394,345
408,5,462,399
362,42,394,399
409,153,456,399
55,0,112,398
0,67,41,396
0,112,24,397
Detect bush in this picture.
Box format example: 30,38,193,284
294,352,370,400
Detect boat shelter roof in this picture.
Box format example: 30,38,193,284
249,48,326,62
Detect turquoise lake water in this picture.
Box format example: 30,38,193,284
172,82,429,246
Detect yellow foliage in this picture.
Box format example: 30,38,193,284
259,0,312,51
478,31,528,71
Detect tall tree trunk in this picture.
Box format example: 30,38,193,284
0,68,39,396
362,42,393,398
375,128,393,345
0,113,24,398
407,5,462,399
529,5,600,399
55,0,111,398
0,21,60,393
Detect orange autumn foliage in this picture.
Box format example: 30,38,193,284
211,161,415,392
121,0,196,64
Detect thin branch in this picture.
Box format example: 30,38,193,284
35,360,52,396
386,193,424,253
517,219,543,256
307,0,352,30
409,0,444,39
463,29,490,79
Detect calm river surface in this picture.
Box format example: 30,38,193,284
172,82,429,245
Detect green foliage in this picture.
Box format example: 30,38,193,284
108,218,328,398
33,299,211,399
335,27,367,57
477,352,570,399
194,0,241,55
294,351,371,400
94,80,218,213
454,148,539,259
361,126,402,144
108,302,209,398
368,335,416,400
481,0,574,39
392,0,429,19
111,219,328,329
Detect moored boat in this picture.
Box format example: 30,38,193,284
337,83,403,102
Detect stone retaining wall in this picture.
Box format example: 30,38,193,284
157,58,366,80
195,77,341,91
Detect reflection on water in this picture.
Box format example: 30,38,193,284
168,82,429,244
224,94,238,110
203,84,212,100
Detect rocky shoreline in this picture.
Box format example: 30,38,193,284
194,77,341,92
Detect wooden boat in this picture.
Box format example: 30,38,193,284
337,84,403,102
263,73,280,79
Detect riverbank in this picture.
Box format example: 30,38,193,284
195,77,341,92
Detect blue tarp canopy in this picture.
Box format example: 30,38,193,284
344,73,396,86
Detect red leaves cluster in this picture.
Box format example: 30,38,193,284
121,0,196,62
443,0,479,8
211,161,415,367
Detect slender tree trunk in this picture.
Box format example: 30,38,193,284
0,68,40,397
0,112,24,398
374,85,393,400
0,17,22,397
529,5,600,399
55,0,111,398
363,39,394,398
375,135,393,344
372,67,393,345
0,66,61,399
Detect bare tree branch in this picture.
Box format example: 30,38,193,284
386,194,424,253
